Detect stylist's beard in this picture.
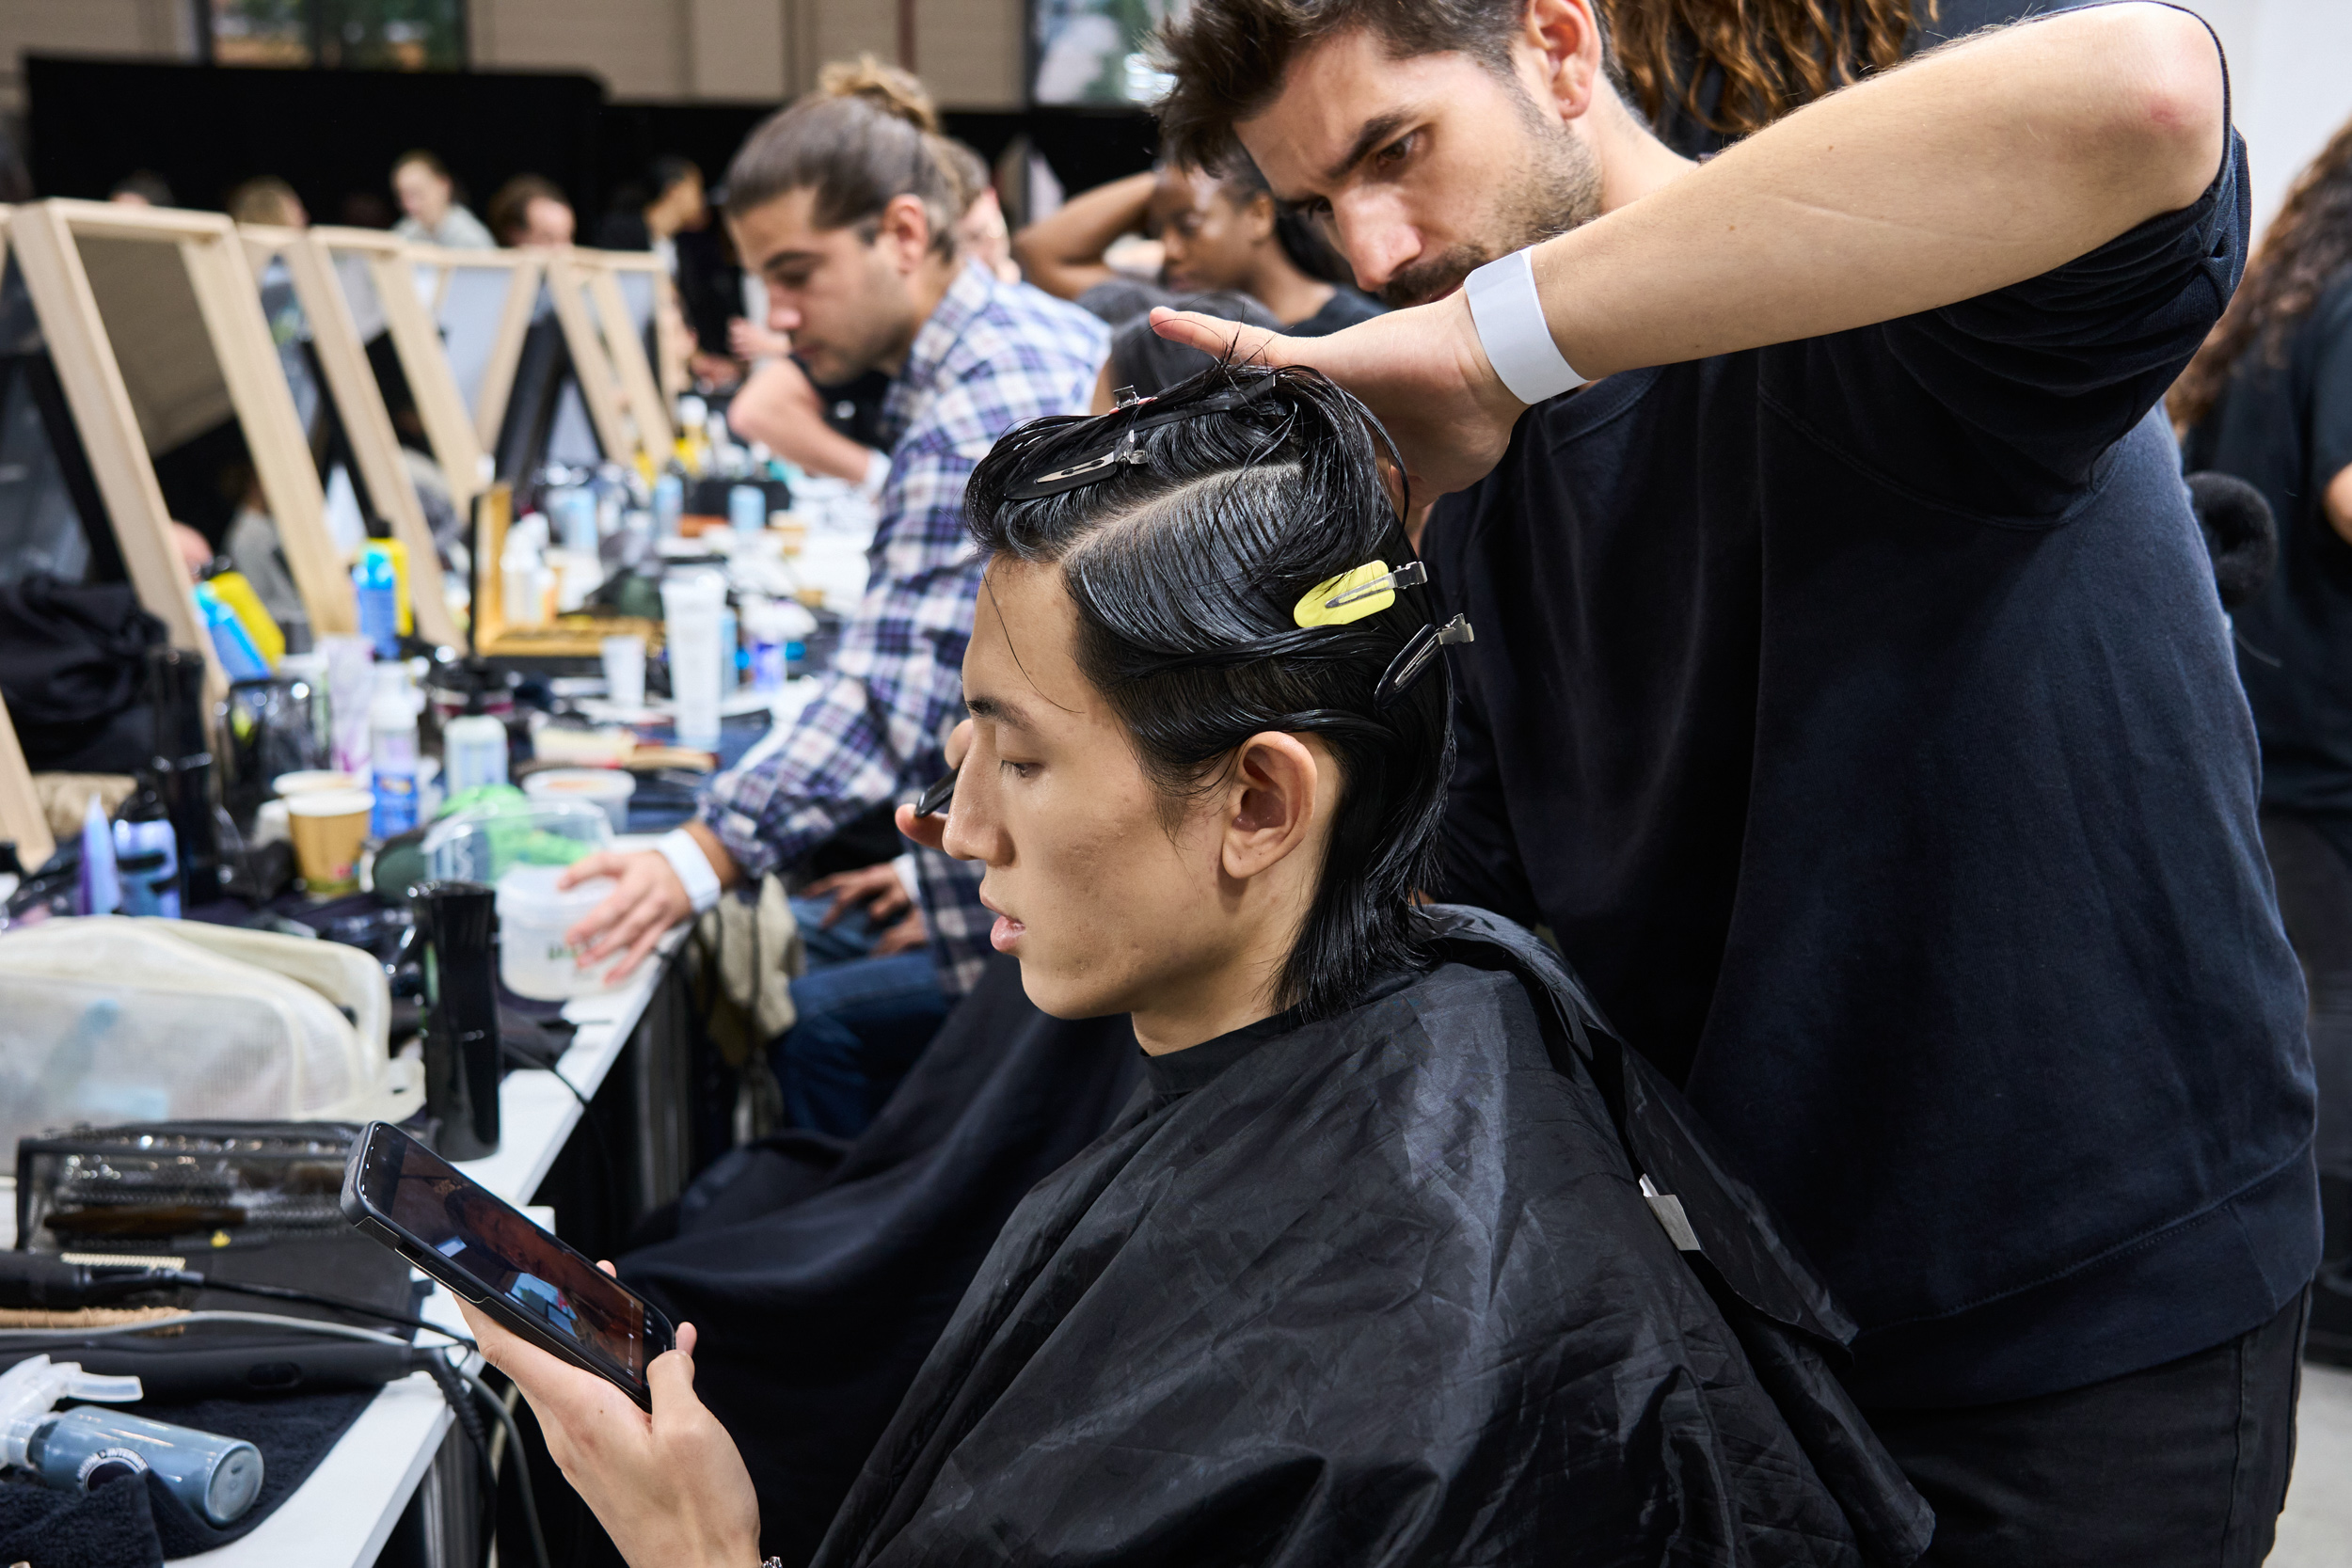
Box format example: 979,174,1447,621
1375,108,1604,309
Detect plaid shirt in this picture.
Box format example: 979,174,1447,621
698,263,1106,997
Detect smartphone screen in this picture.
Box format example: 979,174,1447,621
358,1127,652,1381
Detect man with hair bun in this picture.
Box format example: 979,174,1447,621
557,75,1107,1051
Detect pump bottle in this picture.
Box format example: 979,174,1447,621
0,1354,264,1525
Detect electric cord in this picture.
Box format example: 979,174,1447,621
0,1307,470,1349
420,1349,501,1566
150,1270,469,1342
458,1360,552,1568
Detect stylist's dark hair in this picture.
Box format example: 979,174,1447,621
966,363,1451,1020
1158,0,1614,172
726,58,961,256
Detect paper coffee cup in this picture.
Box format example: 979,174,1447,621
287,789,373,895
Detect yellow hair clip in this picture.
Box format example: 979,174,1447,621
1293,560,1427,628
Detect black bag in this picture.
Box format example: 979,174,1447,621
0,573,165,770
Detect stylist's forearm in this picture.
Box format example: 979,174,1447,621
1535,3,2226,378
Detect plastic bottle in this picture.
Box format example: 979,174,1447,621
370,664,420,839
112,778,181,920
502,529,547,628
653,471,685,536
661,572,726,749
193,582,271,680
442,714,509,794
0,1356,263,1526
354,546,400,657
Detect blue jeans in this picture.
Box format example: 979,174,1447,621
774,897,948,1137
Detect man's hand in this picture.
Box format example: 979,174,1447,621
727,317,792,361
458,1283,760,1568
803,862,911,928
562,849,693,984
1150,293,1526,499
872,907,928,957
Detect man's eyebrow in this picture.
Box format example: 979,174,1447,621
759,247,821,274
965,694,1035,732
1318,110,1414,190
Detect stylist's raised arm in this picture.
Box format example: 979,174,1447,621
456,1297,760,1568
1151,0,2225,498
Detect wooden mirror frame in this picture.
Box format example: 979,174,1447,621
6,199,370,696
236,224,462,647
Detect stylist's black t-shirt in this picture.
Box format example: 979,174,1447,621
1424,127,2317,1408
2185,272,2352,815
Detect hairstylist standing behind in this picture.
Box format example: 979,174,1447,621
1153,2,2315,1562
2177,111,2352,1370
558,88,1107,1004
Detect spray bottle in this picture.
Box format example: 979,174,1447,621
0,1355,264,1526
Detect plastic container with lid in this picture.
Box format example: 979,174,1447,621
496,864,621,1001
421,798,610,884
523,768,635,832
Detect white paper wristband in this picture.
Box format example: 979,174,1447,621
657,827,723,915
1464,247,1586,405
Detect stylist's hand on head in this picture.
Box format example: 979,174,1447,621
458,1279,759,1568
1150,296,1527,500
560,821,739,983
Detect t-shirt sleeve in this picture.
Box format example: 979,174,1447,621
2310,284,2352,507
1769,81,2248,521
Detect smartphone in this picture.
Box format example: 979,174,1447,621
340,1120,675,1409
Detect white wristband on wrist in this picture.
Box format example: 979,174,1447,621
858,447,890,501
1464,246,1587,405
657,828,723,915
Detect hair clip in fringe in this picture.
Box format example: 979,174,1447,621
1374,614,1474,708
1001,378,1282,500
1294,560,1426,627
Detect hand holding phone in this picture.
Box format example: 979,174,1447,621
460,1303,763,1568
340,1121,675,1406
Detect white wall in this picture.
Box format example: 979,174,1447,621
2186,0,2352,234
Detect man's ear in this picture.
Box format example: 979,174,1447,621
876,193,935,273
1243,190,1278,245
1517,0,1609,124
1220,732,1326,883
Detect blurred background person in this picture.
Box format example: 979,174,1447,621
390,149,493,248
224,175,306,230
107,169,174,207
2174,111,2352,1369
487,173,575,248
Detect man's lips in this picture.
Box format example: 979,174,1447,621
979,889,1024,952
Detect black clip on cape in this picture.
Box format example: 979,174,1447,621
1430,906,1935,1567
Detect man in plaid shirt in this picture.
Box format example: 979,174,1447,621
562,92,1105,1001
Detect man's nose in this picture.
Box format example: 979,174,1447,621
1333,201,1417,294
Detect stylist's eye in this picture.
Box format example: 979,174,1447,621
1374,133,1416,169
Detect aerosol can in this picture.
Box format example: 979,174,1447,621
0,1354,264,1525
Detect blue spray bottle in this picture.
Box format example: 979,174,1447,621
0,1355,264,1525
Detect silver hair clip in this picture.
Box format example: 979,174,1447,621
1000,378,1282,501
1324,560,1426,610
1373,613,1474,708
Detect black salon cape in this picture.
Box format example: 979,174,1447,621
810,910,1931,1567
620,955,1146,1567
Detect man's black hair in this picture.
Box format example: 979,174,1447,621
965,363,1452,1020
1158,0,1601,172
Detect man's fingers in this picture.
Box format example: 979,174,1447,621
897,802,947,851
559,851,624,893
1148,308,1298,370
675,1321,698,1356
944,719,974,768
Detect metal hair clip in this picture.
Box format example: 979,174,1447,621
1373,614,1475,708
914,764,958,817
1000,378,1283,501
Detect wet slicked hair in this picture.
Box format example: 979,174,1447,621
965,364,1452,1020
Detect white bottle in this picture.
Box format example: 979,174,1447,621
661,572,727,750
502,530,546,627
370,664,420,839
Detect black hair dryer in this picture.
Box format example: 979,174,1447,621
407,879,502,1161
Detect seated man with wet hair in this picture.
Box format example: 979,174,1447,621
463,365,1931,1567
